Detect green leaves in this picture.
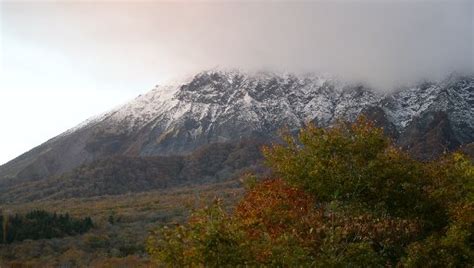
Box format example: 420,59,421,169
264,117,430,219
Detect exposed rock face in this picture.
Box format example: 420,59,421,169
0,70,472,184
361,106,399,139
399,111,460,160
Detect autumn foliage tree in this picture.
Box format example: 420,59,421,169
263,118,438,221
234,179,323,265
147,117,473,266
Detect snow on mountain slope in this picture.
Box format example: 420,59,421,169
382,75,474,143
0,70,472,182
81,70,380,137
383,81,446,130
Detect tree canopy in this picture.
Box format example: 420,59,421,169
147,117,474,266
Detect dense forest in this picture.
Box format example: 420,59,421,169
147,118,473,266
0,210,93,244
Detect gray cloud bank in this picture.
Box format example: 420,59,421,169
3,1,473,90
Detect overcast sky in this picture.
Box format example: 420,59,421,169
0,0,472,165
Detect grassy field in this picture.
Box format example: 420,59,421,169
0,180,244,267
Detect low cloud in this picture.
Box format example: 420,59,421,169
2,1,473,91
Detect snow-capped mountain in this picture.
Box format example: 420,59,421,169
0,70,472,183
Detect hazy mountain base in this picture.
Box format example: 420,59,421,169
0,139,266,204
1,109,472,205
0,180,243,266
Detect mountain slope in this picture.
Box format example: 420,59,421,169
0,70,472,186
0,139,264,203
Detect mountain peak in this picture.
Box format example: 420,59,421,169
0,71,472,182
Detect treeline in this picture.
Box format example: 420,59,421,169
0,210,93,244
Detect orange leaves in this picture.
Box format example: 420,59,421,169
235,179,321,241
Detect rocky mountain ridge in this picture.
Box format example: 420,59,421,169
0,70,472,186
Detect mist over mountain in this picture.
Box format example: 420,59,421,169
2,1,472,168
3,1,472,91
